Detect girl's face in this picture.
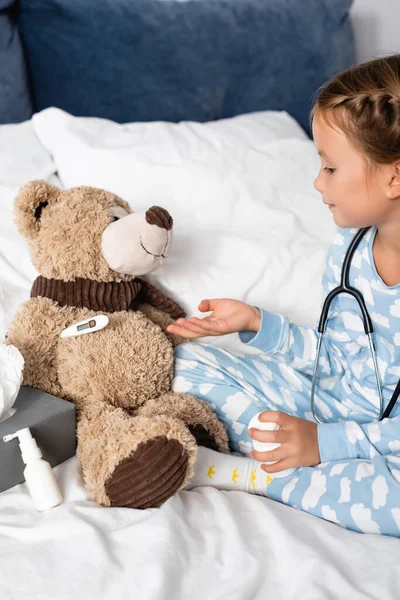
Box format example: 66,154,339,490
312,110,398,229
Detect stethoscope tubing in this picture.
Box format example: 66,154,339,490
310,227,399,423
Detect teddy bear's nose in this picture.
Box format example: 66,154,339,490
145,206,173,231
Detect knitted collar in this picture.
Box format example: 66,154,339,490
31,275,143,313
30,275,185,319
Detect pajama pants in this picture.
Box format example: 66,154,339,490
172,341,400,537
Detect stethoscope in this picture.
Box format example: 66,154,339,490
310,226,400,424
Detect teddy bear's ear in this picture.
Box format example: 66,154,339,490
14,180,61,240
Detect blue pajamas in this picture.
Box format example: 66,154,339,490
173,341,400,537
172,226,400,537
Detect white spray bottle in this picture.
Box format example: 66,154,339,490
3,427,63,511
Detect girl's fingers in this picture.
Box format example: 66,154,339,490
166,324,204,339
176,319,212,335
250,446,286,463
176,317,209,332
258,410,288,426
198,299,210,312
188,317,223,331
248,428,286,443
167,318,218,338
261,459,294,474
198,299,218,313
166,312,224,338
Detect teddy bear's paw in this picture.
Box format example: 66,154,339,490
104,435,189,509
187,424,220,452
137,393,230,455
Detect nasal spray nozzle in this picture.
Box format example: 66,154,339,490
4,428,42,463
3,427,63,511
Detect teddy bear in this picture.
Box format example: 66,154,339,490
5,180,229,509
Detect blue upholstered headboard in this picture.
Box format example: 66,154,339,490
0,0,355,135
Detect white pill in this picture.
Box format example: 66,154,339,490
247,412,296,478
248,413,281,462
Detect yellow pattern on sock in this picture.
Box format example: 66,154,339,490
188,449,278,495
207,465,216,479
251,468,257,488
232,468,240,484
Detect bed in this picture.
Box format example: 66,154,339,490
1,1,400,598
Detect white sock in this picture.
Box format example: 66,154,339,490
184,447,276,496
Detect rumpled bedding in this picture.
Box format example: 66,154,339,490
0,110,399,600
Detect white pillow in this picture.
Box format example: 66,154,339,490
28,109,336,347
0,120,57,187
0,120,59,341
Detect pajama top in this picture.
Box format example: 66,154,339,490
240,225,400,463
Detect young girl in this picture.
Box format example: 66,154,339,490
167,54,400,537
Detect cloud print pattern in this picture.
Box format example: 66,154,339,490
173,226,400,536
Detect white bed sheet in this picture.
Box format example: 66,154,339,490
1,454,400,600
1,112,400,600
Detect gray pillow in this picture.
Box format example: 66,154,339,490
0,0,32,124
18,0,355,135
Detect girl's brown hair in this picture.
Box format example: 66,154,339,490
310,54,400,167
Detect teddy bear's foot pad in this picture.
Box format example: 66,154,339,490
105,435,189,509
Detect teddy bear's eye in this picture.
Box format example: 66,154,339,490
110,206,129,221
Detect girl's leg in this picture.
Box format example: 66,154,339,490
173,342,400,536
173,341,303,495
266,454,400,537
173,341,294,456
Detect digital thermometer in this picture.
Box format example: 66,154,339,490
59,315,109,339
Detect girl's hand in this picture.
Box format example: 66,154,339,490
248,411,321,473
166,298,261,339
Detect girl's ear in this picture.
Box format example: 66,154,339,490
14,180,61,240
387,161,400,199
